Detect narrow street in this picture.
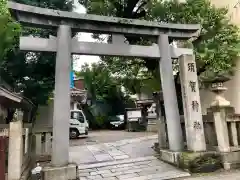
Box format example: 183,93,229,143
69,130,190,180
70,130,156,146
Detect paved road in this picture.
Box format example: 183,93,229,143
70,133,158,164
69,130,191,180
70,130,156,146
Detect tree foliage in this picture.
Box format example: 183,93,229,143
1,0,73,106
100,56,160,94
79,0,240,93
150,0,240,76
76,63,134,115
0,0,21,61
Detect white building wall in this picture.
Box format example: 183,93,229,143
34,100,54,128
200,56,240,114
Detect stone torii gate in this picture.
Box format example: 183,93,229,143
8,1,206,178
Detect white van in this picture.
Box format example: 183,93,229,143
70,110,89,139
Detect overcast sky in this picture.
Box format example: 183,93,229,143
73,0,100,71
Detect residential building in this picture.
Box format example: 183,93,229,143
200,0,240,114
0,78,33,124
211,0,240,25
177,0,240,25
35,77,88,128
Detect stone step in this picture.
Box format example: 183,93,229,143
104,135,158,147
127,170,190,180
78,156,157,170
78,156,190,180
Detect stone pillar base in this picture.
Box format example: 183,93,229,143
157,149,222,173
221,151,240,170
42,164,77,180
147,119,158,132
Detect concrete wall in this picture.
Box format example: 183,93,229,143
178,0,240,25
74,79,84,90
136,86,153,100
176,0,240,114
210,0,240,26
34,100,54,128
200,56,240,115
136,92,152,100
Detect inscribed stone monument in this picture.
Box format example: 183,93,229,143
179,54,206,152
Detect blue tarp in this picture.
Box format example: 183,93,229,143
70,71,74,88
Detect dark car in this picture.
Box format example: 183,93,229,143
108,115,126,129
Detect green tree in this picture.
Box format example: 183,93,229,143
151,0,239,77
0,0,74,121
79,0,240,93
76,63,134,116
100,56,161,95
0,0,20,61
1,0,73,106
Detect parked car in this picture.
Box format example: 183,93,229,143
108,115,126,129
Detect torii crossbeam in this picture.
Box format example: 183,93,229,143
20,36,193,59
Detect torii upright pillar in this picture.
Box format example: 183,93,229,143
158,34,184,151
52,25,72,166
